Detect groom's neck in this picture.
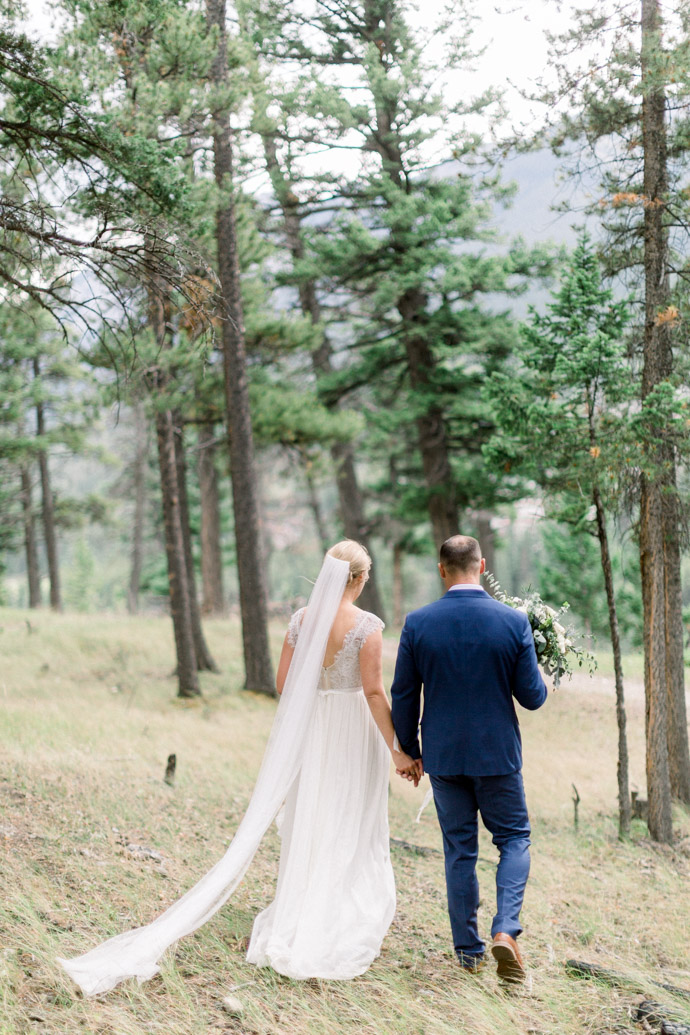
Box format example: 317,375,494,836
443,576,481,591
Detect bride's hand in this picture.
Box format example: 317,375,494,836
392,750,423,788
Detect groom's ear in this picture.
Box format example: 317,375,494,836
438,562,445,579
479,558,486,574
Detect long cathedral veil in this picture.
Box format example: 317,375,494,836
58,554,350,996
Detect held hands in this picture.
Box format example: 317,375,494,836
392,749,424,788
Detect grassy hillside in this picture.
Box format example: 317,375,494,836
0,607,688,1035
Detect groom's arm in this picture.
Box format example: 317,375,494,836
390,619,423,760
512,613,548,710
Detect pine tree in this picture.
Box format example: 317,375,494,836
197,423,225,615
55,0,227,693
486,236,635,836
205,0,275,693
0,13,192,329
536,0,690,838
246,70,386,617
0,295,96,614
244,0,554,554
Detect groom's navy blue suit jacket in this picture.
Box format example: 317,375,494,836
391,588,547,776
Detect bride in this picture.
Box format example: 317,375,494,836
59,540,421,994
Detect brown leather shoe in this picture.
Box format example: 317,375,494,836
491,933,526,983
457,953,486,974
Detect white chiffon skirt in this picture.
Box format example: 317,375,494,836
246,688,395,980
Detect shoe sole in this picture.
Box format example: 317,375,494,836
491,943,526,984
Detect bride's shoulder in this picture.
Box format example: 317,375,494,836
353,608,385,642
286,606,307,646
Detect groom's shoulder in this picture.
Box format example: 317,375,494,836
403,597,449,626
405,594,527,627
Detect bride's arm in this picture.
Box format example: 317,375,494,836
360,632,423,784
276,608,305,694
275,635,294,695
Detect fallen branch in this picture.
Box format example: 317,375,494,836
638,1001,690,1034
566,960,690,1001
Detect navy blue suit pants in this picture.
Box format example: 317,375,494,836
429,771,531,959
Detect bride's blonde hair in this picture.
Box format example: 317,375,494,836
327,539,371,584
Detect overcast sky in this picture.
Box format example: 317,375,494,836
22,0,573,135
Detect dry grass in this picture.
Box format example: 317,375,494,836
0,606,689,1035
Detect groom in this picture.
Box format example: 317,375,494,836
391,535,547,982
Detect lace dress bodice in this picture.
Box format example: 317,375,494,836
287,608,385,692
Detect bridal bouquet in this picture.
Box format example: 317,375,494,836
484,574,595,688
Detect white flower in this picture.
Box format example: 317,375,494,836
485,573,596,683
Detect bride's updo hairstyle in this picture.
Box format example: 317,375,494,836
327,539,371,585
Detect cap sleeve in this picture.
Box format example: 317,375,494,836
286,607,306,648
354,612,385,650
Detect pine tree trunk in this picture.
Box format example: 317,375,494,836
640,479,672,840
639,0,674,841
259,129,386,620
475,511,496,597
127,402,148,615
397,296,458,547
155,406,200,697
330,439,386,617
34,359,61,612
20,465,41,608
663,487,690,803
360,1,458,549
207,0,275,695
146,270,200,698
301,451,329,555
173,417,218,671
393,542,404,628
198,424,225,615
593,486,631,838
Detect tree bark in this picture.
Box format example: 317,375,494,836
474,511,496,597
259,129,386,620
33,358,61,612
362,0,459,549
330,439,386,617
663,487,690,804
397,292,458,547
393,541,404,628
146,272,200,698
640,478,673,841
127,401,148,615
207,0,275,694
639,0,674,841
173,417,218,671
155,406,200,697
198,424,225,615
593,486,631,837
300,450,329,555
20,464,41,608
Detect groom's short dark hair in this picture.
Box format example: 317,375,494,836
439,535,481,574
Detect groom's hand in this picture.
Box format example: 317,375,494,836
396,758,424,788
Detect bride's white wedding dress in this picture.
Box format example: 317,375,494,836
247,607,396,979
58,557,395,995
